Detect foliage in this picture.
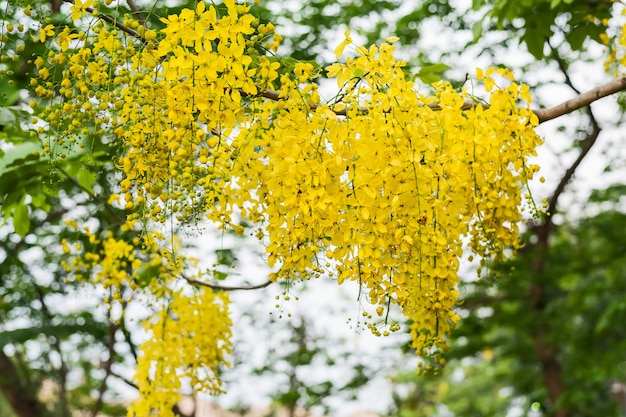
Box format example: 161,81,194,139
1,0,626,416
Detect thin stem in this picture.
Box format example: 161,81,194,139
181,273,272,291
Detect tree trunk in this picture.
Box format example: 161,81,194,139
0,349,52,417
530,226,567,417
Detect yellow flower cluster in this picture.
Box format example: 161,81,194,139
129,289,231,417
601,9,626,74
26,0,542,394
59,220,233,413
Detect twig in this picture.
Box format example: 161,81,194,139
181,273,272,291
545,81,602,217
61,0,144,40
126,0,145,24
248,78,626,123
549,41,581,95
109,369,138,389
120,302,139,362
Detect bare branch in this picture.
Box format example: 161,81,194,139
544,68,602,217
181,274,273,291
109,369,138,389
535,77,626,124
61,0,144,40
126,0,146,24
256,78,626,122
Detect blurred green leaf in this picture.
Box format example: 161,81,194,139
12,202,30,237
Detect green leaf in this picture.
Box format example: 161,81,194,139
567,24,589,51
0,107,16,126
0,142,43,176
589,184,626,203
12,202,30,238
417,73,441,84
136,263,161,288
213,270,229,281
416,63,450,85
550,0,561,9
522,30,545,59
0,79,20,106
0,322,108,347
419,63,450,74
472,19,484,43
76,169,97,194
216,248,237,266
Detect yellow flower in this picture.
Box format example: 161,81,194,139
334,28,352,58
70,0,93,20
38,24,55,42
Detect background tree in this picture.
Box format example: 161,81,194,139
1,1,626,417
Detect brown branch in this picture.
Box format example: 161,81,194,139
528,54,602,417
548,40,582,95
255,77,626,122
120,302,139,362
535,77,626,124
60,0,144,40
126,0,145,24
181,273,273,291
544,95,601,217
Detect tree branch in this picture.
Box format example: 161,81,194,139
109,369,138,389
181,273,272,291
61,0,143,40
544,97,601,216
528,52,602,417
126,0,145,24
0,350,53,417
248,77,626,123
535,77,626,124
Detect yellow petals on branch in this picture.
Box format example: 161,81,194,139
129,289,231,417
22,0,544,400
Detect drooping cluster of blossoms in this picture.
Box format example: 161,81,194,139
604,7,626,72
25,0,542,412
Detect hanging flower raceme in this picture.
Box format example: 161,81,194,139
24,0,542,406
